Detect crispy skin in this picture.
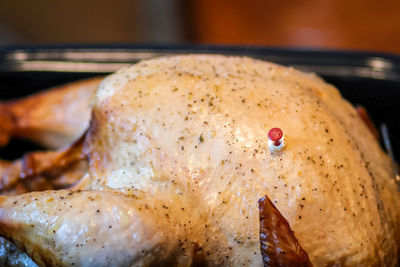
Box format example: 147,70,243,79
0,137,87,194
0,161,87,195
0,77,102,149
20,135,86,179
0,159,22,193
0,108,13,146
258,196,312,267
356,106,379,140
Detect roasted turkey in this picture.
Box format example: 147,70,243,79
0,54,399,266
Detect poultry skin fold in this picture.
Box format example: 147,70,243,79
0,54,399,266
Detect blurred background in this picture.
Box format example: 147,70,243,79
1,0,400,160
0,0,399,53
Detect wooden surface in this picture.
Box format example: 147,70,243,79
185,0,400,54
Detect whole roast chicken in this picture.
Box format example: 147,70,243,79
0,55,399,266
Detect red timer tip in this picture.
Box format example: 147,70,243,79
267,127,286,152
268,128,283,142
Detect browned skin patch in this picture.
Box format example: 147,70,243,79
82,105,111,181
0,76,103,149
21,135,86,178
0,104,14,146
258,196,312,267
0,135,87,193
356,106,379,140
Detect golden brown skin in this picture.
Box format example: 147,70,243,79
0,77,102,149
356,105,379,140
0,55,399,266
258,196,312,267
0,189,190,266
0,91,91,265
0,137,87,194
